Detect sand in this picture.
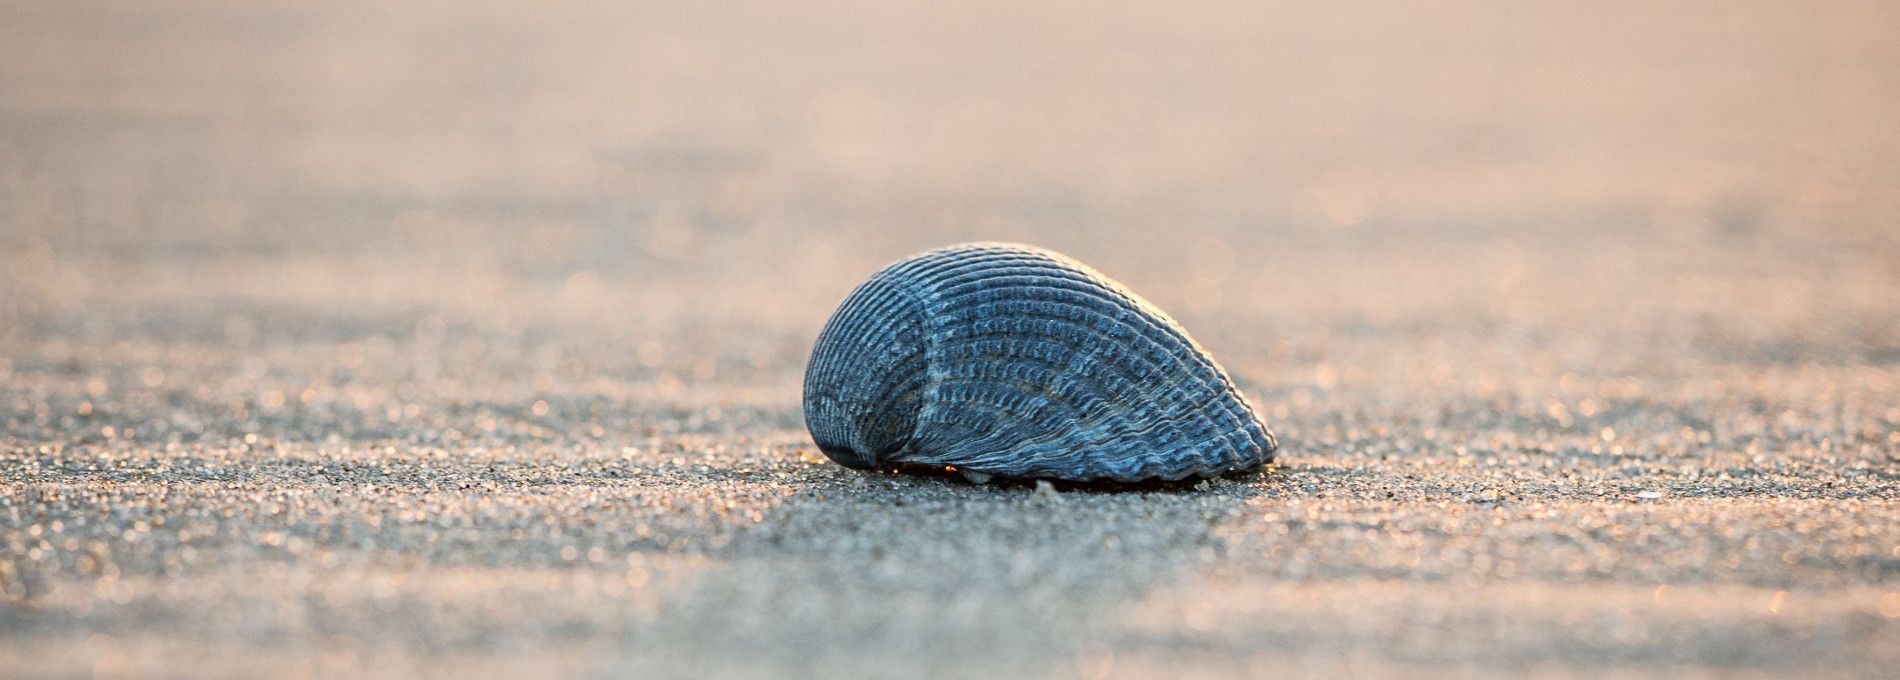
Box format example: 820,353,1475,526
2,1,1897,677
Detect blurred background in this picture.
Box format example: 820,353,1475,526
2,1,1897,676
5,1,1895,373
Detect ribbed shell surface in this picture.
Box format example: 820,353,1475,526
802,243,1277,482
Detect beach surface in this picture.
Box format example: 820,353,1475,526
3,1,1898,677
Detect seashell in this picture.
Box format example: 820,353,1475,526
802,242,1277,482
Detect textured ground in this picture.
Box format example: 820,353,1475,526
3,1,1899,677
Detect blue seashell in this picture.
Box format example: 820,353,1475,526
802,242,1277,482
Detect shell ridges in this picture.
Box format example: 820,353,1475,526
802,242,1277,482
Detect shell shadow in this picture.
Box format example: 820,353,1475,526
881,461,1282,494
606,457,1286,678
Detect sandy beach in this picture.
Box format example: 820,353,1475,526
3,1,1897,677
